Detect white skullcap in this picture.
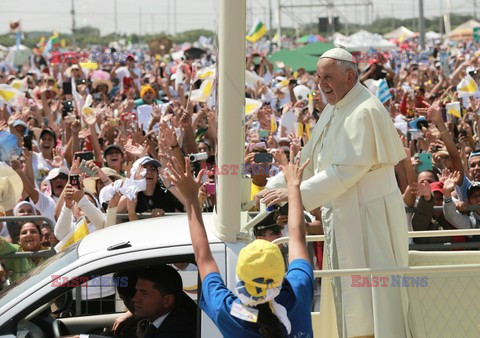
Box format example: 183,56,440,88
319,48,356,63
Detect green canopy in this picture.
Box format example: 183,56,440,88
294,42,336,56
267,49,318,73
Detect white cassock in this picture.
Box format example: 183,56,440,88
267,82,409,337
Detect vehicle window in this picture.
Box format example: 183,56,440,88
0,244,78,306
17,256,201,338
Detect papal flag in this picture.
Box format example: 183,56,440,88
190,79,214,103
245,98,262,115
446,101,461,118
457,74,478,98
0,84,25,107
55,216,90,252
246,18,267,43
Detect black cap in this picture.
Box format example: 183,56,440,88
39,128,57,142
103,144,124,157
468,182,480,199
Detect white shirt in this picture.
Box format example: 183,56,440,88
34,190,56,225
152,312,171,328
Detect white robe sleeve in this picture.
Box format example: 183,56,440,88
300,165,371,212
54,206,74,240
77,196,105,231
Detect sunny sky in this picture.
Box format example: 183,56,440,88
0,0,477,36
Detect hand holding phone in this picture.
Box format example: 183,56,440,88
254,152,273,163
74,151,94,163
417,152,433,173
23,135,32,151
70,174,80,189
80,160,96,177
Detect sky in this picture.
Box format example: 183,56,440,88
0,0,478,36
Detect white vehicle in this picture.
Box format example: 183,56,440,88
0,213,245,338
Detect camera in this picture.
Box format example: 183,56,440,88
62,100,74,116
189,152,208,162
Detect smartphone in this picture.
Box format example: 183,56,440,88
62,100,74,117
62,82,72,95
74,151,94,163
289,79,298,86
203,182,216,195
258,129,269,138
23,135,32,151
80,160,96,177
254,152,273,163
417,153,433,173
459,130,468,138
70,174,80,189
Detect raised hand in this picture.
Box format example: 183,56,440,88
281,146,310,186
417,100,442,124
166,157,203,203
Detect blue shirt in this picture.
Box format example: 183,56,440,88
200,259,314,338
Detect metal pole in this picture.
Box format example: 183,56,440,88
277,0,282,48
269,0,273,34
71,0,76,48
419,0,426,50
213,0,246,242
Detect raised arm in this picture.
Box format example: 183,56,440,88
283,147,310,262
167,157,219,281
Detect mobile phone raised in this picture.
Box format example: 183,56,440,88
254,152,273,163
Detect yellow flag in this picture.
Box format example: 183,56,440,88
457,75,478,98
190,79,214,103
446,102,461,118
245,98,262,115
270,115,277,133
55,217,90,252
0,84,24,107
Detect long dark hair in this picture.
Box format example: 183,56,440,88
256,302,285,337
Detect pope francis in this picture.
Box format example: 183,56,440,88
259,48,409,338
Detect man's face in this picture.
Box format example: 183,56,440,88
50,174,68,197
39,134,54,153
105,149,123,169
316,58,355,105
256,228,282,242
40,227,52,247
469,156,480,181
143,91,154,104
417,171,436,184
132,278,171,320
469,189,480,206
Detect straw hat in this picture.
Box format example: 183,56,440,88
0,163,23,213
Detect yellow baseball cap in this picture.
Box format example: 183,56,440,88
236,239,285,297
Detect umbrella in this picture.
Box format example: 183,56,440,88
268,49,318,73
295,42,337,56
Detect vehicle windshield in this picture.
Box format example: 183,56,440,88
0,244,78,307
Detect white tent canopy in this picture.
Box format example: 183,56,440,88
5,44,32,67
334,30,398,52
426,31,442,40
449,20,480,40
383,26,416,40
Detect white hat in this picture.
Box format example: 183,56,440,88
319,48,356,63
0,163,23,213
45,167,69,181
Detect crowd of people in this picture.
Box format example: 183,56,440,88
0,32,480,336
